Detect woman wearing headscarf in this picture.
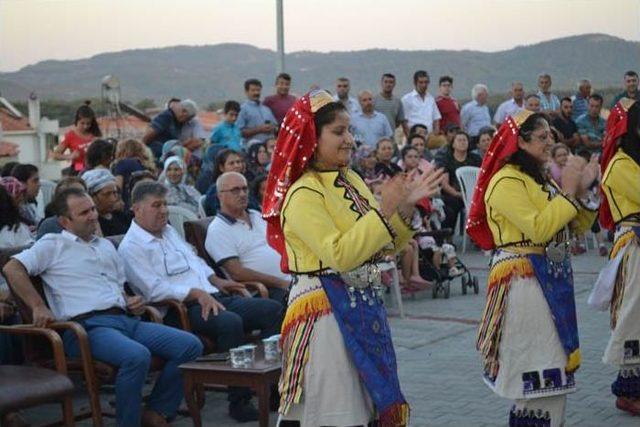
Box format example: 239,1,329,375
162,156,201,216
263,90,443,426
467,110,598,427
597,98,640,415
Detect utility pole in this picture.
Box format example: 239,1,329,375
276,0,285,73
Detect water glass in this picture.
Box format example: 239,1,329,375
239,344,256,366
263,336,281,362
230,347,245,368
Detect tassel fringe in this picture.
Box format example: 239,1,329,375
379,402,410,427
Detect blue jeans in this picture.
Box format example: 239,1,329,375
63,314,203,426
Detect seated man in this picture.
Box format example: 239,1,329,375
118,181,283,422
206,172,291,304
82,168,132,236
2,188,203,427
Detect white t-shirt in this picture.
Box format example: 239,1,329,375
205,210,290,282
401,90,442,132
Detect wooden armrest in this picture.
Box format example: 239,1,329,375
150,299,191,331
243,281,269,299
0,324,68,374
142,305,163,324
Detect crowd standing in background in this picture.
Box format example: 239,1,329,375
0,68,638,427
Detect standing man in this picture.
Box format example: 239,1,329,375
401,70,444,149
3,188,203,427
236,79,278,147
572,79,592,120
435,75,461,131
373,73,408,136
610,70,639,107
493,82,525,125
575,94,606,155
263,73,297,124
209,100,242,152
552,97,581,151
536,73,561,112
333,77,361,115
350,90,393,147
460,83,492,145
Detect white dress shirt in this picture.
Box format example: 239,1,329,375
493,98,524,125
206,210,290,282
13,231,127,320
332,94,362,116
118,220,219,303
401,90,442,132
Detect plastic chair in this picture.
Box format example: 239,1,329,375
35,179,56,219
198,195,207,218
378,260,405,318
455,166,480,253
167,205,198,240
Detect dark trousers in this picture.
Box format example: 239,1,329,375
441,193,465,231
167,293,283,403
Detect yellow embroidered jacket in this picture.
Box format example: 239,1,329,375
485,164,596,248
281,168,414,273
602,150,640,225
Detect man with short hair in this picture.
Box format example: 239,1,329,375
401,70,445,148
350,90,393,147
82,168,131,236
206,172,291,305
263,73,297,124
236,79,278,146
143,99,202,159
552,97,580,150
209,100,242,152
119,181,283,422
536,73,561,112
460,83,491,139
525,94,541,112
436,75,461,131
572,79,592,120
493,82,525,125
610,70,639,107
333,77,361,115
373,73,408,135
3,188,203,427
575,94,606,155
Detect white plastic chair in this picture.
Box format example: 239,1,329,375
35,179,56,219
198,194,207,218
455,166,480,253
168,205,198,240
378,260,405,318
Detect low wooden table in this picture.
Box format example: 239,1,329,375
180,347,281,427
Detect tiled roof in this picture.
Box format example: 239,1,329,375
0,107,32,131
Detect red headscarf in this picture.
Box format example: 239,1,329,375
599,98,636,230
466,110,534,250
262,90,335,272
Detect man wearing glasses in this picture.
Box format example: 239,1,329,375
118,181,283,423
206,172,291,305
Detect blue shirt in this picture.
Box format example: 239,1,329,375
235,100,277,145
575,113,606,152
210,121,242,151
537,91,561,111
350,111,393,147
150,109,182,145
571,95,589,121
460,100,491,136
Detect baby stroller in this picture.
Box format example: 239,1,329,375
415,228,479,299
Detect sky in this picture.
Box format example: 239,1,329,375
0,0,639,72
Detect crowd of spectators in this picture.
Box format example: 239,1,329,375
0,68,638,426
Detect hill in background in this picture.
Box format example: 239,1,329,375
1,33,638,106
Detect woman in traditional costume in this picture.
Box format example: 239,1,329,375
467,110,597,427
262,90,443,426
598,98,640,415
